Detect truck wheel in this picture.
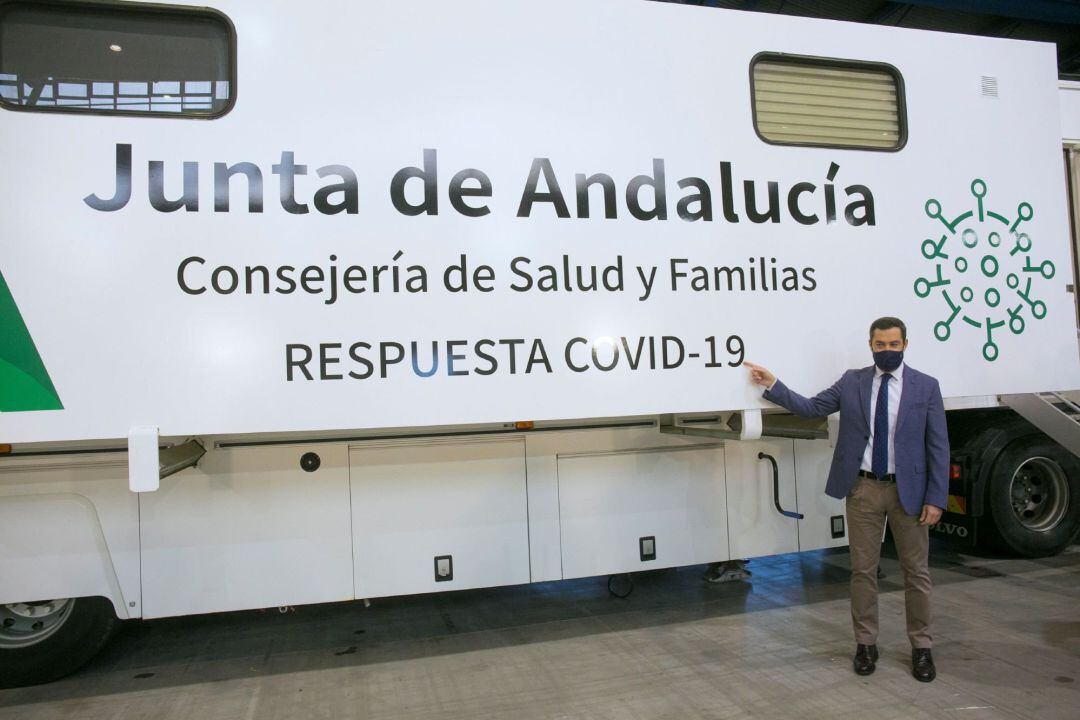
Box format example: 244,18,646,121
0,597,118,688
984,439,1080,557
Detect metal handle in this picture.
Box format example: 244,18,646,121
758,452,804,520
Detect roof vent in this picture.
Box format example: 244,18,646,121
981,76,999,98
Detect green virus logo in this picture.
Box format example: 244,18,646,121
915,179,1053,362
0,269,63,412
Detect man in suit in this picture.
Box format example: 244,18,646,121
744,317,948,682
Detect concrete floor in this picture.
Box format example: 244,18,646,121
1,540,1077,720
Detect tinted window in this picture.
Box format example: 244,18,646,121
0,1,234,117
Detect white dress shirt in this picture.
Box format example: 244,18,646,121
861,362,904,475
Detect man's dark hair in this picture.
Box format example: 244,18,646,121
869,316,907,340
869,316,906,341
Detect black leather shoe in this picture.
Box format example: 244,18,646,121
853,644,879,675
912,648,936,682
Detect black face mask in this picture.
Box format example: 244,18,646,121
873,350,904,372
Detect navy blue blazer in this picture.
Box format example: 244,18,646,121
764,365,949,515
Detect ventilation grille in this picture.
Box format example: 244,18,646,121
752,60,903,149
981,76,999,98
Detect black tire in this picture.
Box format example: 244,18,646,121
607,573,634,598
0,596,118,689
983,438,1080,557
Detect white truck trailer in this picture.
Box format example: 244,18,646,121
1,0,1079,688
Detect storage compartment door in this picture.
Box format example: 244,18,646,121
350,437,529,598
558,444,728,579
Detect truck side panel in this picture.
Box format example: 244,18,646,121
0,425,842,619
139,444,353,618
0,457,138,618
794,438,850,552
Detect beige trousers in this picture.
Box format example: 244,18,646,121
846,476,933,648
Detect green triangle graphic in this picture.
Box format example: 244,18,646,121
0,269,63,411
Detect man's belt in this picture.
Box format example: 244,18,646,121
858,470,896,482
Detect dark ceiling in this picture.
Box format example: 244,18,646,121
651,0,1080,78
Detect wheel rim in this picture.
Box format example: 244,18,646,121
1009,457,1070,532
0,599,75,649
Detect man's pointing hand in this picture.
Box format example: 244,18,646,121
744,361,776,388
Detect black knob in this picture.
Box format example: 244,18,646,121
300,452,321,473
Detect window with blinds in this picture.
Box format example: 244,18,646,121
751,55,906,151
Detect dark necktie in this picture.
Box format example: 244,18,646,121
872,373,892,477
